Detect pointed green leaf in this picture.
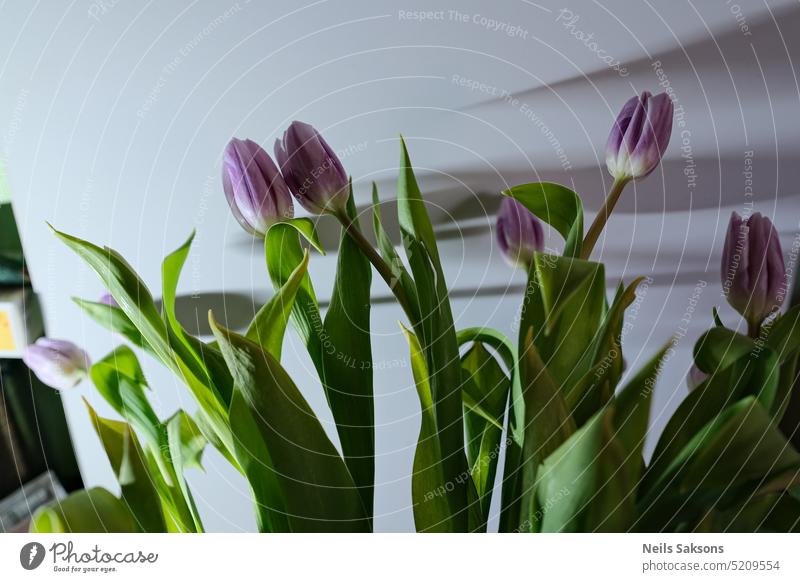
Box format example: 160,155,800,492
371,182,418,317
264,223,327,391
518,330,577,531
166,410,207,472
646,348,780,493
165,412,204,532
536,405,630,532
30,488,137,533
323,192,375,521
209,313,369,532
90,346,162,453
502,182,584,258
245,249,310,360
397,137,470,530
52,226,231,455
401,325,460,532
85,401,165,532
161,231,233,409
694,327,755,374
72,297,148,350
460,343,509,524
228,389,290,532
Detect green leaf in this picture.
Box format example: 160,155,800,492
646,348,780,493
210,313,369,532
52,226,231,454
680,400,800,493
694,327,755,374
85,401,165,532
460,343,508,426
566,277,644,424
161,231,233,410
401,325,460,532
246,249,310,359
537,341,670,534
502,182,584,258
89,347,204,532
644,350,778,488
518,330,577,531
536,405,630,532
531,253,606,394
639,398,800,531
51,225,172,365
90,346,162,454
607,343,672,520
323,191,375,521
238,248,315,531
72,297,148,350
397,137,470,530
228,389,290,532
165,412,204,532
30,488,137,533
712,306,725,327
456,327,521,442
283,217,326,254
460,343,509,524
265,223,327,392
166,410,207,472
455,327,524,533
193,408,241,472
614,342,673,464
371,182,418,319
766,305,800,361
700,493,800,532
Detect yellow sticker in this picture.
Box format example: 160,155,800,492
0,310,16,351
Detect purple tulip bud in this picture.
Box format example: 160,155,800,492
606,91,673,182
721,212,786,327
496,198,544,268
222,138,294,237
686,363,708,391
274,121,349,215
99,292,118,307
22,338,91,391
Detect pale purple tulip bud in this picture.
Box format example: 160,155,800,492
274,121,349,215
22,338,91,391
496,198,544,268
606,91,673,182
721,212,786,327
686,363,708,391
99,292,118,307
222,138,294,237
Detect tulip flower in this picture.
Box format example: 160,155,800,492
721,211,786,334
496,198,544,268
99,292,118,307
582,91,674,259
22,338,91,391
274,121,349,216
606,91,674,182
222,138,294,237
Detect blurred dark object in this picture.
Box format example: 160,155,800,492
0,171,82,531
0,359,82,500
780,253,800,449
0,471,64,532
0,202,29,286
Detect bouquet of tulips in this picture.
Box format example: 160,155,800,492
24,91,800,533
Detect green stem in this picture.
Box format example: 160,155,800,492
748,317,762,339
580,177,629,260
334,210,418,326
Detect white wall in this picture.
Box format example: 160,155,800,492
2,0,800,531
